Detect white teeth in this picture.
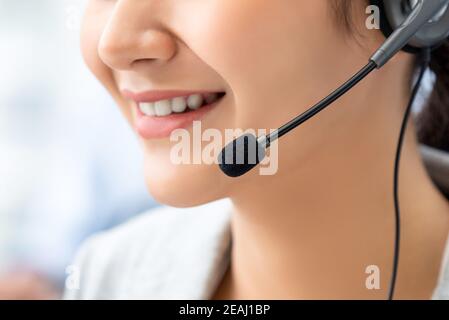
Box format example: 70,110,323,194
187,94,204,110
139,102,156,116
154,100,172,116
171,97,187,113
138,93,223,117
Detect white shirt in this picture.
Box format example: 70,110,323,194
64,199,233,299
64,146,449,300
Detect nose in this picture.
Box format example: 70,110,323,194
98,0,177,71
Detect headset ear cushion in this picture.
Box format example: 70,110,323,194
369,0,422,54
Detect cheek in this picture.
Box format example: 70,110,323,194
80,4,109,88
173,0,348,129
80,3,133,123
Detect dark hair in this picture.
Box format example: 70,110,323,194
333,0,449,152
417,41,449,151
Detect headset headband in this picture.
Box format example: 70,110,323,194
370,0,449,53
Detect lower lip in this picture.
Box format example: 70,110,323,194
134,98,223,139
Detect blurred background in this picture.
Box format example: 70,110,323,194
0,0,158,299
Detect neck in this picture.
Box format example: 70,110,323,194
223,65,449,300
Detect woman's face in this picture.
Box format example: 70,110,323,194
81,0,378,206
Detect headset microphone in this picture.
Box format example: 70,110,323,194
218,0,449,178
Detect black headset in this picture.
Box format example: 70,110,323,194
218,0,449,299
372,0,449,52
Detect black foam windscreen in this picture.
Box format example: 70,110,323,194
218,133,266,178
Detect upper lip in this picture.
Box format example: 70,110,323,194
121,89,224,103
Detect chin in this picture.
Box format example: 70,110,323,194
143,152,228,208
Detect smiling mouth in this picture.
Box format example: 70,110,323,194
137,92,226,117
123,90,227,139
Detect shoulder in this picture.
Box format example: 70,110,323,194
63,199,232,300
